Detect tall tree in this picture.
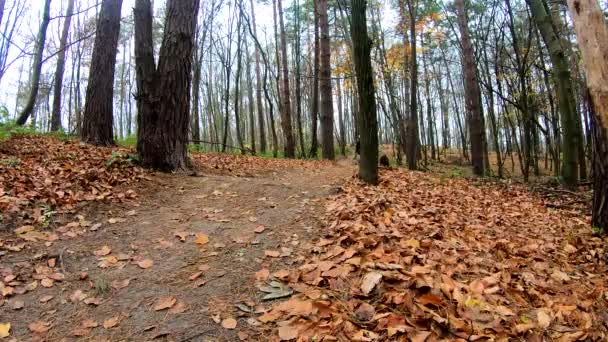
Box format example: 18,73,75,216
455,0,485,176
249,0,266,154
527,0,579,185
277,0,296,158
319,0,334,159
309,0,320,158
405,0,418,170
352,0,378,184
15,0,51,126
134,0,200,169
81,0,123,145
566,0,608,230
50,0,75,132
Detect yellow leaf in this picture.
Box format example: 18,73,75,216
194,234,209,245
0,323,10,338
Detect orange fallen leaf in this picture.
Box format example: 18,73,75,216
278,324,298,340
112,279,131,290
254,225,266,233
255,268,270,281
94,245,112,256
28,321,51,334
194,233,209,245
168,301,188,314
221,317,237,329
103,317,119,329
264,250,280,258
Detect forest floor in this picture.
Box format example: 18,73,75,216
1,135,607,342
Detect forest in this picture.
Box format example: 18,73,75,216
0,0,607,340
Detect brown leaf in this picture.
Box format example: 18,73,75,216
153,296,177,311
137,258,154,269
411,331,432,342
360,272,382,295
28,321,51,334
254,225,266,233
111,278,131,290
39,295,54,303
174,231,188,242
103,316,120,329
255,268,270,281
278,324,299,340
94,245,112,256
264,250,281,258
194,233,209,245
70,289,87,302
9,299,24,310
168,301,188,314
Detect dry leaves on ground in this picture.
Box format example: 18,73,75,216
259,169,608,341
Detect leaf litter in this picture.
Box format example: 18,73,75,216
258,169,608,341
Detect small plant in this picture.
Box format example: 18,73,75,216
0,157,20,167
592,226,605,236
94,278,111,296
40,205,56,228
106,152,139,168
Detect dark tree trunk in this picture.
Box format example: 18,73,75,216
134,0,200,170
309,0,320,158
319,0,334,160
455,0,484,176
294,0,305,157
277,0,296,158
81,0,123,145
192,36,202,142
405,0,418,170
50,0,74,131
352,0,378,184
16,0,51,126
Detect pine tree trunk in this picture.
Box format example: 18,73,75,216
566,0,608,230
455,0,484,176
81,0,123,145
16,0,51,126
135,0,200,170
50,0,74,131
352,0,378,184
245,39,256,154
192,37,202,142
405,0,419,170
277,0,296,158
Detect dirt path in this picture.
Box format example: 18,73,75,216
2,160,354,341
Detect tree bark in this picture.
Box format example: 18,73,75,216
455,0,484,176
134,0,200,170
405,0,418,170
249,0,266,154
81,0,123,145
50,0,74,131
16,0,51,126
527,0,579,185
309,0,320,158
352,0,378,184
565,0,608,230
319,0,334,160
277,0,296,158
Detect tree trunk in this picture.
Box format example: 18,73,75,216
277,0,296,158
405,0,418,170
249,0,266,154
309,0,320,158
16,0,51,126
565,0,608,230
352,0,378,184
50,0,74,131
192,35,202,142
245,38,256,154
134,0,200,170
527,0,579,185
319,0,334,160
81,0,123,145
455,0,484,176
294,0,305,157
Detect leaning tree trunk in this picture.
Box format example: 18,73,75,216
352,0,378,184
50,0,74,131
135,0,200,170
16,0,51,126
81,0,123,145
319,0,334,160
277,0,296,158
566,0,608,230
455,0,484,176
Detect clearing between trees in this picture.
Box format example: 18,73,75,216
1,134,606,341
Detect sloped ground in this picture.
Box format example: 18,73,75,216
1,135,606,341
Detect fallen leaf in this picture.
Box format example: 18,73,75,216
39,295,54,303
174,231,188,242
411,331,432,342
168,301,188,314
103,317,119,329
0,323,10,338
194,233,209,245
221,317,237,329
9,299,24,310
265,250,280,258
154,296,177,311
137,259,154,269
360,272,382,295
537,310,552,329
255,268,270,281
112,279,131,290
70,289,87,302
254,225,266,233
28,321,51,334
41,278,54,288
278,324,298,340
94,245,112,256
